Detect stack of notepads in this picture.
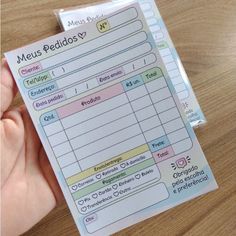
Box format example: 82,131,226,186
5,1,217,235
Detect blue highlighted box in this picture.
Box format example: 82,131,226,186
122,75,144,92
28,82,58,99
40,110,59,126
148,136,170,153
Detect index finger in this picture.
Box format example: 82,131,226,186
1,59,18,118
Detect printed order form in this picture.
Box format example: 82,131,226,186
5,4,217,236
57,0,207,128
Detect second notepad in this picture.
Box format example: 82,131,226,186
55,0,207,128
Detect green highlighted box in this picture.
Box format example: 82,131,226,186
24,72,52,88
156,41,169,50
142,67,163,83
72,158,155,200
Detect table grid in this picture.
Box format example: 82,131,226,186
42,67,193,201
40,67,193,214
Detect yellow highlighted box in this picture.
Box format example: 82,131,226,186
66,144,149,185
97,19,110,33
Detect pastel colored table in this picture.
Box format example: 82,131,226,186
2,0,236,235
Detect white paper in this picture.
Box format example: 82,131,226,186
5,4,217,236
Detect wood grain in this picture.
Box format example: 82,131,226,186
2,0,236,235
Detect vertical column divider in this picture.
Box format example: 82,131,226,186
59,119,82,172
122,81,156,164
143,78,168,137
123,90,148,144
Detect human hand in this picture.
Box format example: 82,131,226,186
1,59,64,236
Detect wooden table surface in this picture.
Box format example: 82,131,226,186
2,0,236,235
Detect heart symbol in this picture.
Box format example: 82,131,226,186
113,192,119,197
92,193,98,199
112,184,118,190
78,32,86,39
135,174,141,179
96,174,101,179
81,206,87,212
120,163,126,169
78,200,84,205
176,158,187,168
71,185,78,191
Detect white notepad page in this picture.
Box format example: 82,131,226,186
5,3,217,236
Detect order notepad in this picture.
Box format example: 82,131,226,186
5,3,217,236
56,0,207,128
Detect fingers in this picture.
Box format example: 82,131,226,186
0,108,25,187
1,59,18,118
20,106,41,164
20,108,65,205
39,148,65,206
